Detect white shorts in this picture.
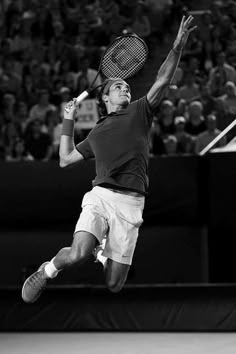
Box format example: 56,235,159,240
74,186,145,265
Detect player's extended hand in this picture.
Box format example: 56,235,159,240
64,98,78,120
173,15,197,52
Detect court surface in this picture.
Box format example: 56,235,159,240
1,332,236,354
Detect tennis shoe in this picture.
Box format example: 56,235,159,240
21,262,50,303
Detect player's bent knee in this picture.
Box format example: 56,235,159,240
68,249,90,266
67,251,79,266
107,279,124,293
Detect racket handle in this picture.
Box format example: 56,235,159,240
75,90,89,104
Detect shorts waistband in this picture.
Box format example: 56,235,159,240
92,186,145,206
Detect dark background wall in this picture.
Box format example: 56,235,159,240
0,153,235,286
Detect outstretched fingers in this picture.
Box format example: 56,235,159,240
185,15,194,27
184,15,197,32
180,15,186,30
189,25,197,33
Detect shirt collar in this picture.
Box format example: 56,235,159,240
96,110,126,124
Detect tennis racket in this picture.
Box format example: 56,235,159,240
74,34,148,105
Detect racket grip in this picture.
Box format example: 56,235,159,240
75,91,89,104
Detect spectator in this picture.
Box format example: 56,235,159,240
208,52,236,97
10,15,33,54
176,98,188,117
129,1,151,40
171,64,184,86
21,72,37,107
158,99,176,137
216,81,236,135
84,3,103,32
50,78,65,106
30,5,54,43
199,83,219,117
162,84,179,105
198,11,213,46
187,57,205,85
24,119,53,161
1,92,16,115
174,116,194,154
181,29,203,63
63,72,77,97
163,134,178,156
102,2,128,41
178,70,200,102
44,109,62,159
195,113,227,154
2,109,22,160
48,23,71,69
220,15,235,44
185,101,206,136
28,89,56,122
15,100,30,132
210,25,225,59
75,56,102,98
1,55,22,96
30,60,52,91
217,81,236,115
55,58,76,89
0,75,12,99
5,138,33,162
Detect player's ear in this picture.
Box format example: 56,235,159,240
102,93,108,103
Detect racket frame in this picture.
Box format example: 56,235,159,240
75,34,148,105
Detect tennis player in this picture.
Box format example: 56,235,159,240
22,15,196,303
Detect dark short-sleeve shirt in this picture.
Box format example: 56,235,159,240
76,96,153,195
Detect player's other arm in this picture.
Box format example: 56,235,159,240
147,15,197,111
59,99,84,168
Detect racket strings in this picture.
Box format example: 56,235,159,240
101,36,148,79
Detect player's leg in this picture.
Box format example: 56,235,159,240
91,187,145,293
22,191,108,303
94,241,130,292
22,231,97,303
104,258,130,293
52,231,98,271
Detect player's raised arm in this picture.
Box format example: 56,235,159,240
147,15,197,110
59,99,84,168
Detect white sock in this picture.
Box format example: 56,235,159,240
96,249,107,267
44,258,59,278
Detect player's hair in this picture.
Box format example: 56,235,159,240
96,78,119,116
96,80,109,116
96,78,129,116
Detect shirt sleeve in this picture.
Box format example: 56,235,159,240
76,138,94,160
138,95,154,127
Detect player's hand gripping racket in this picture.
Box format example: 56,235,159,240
67,34,148,110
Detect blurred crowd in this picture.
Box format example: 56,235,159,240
149,0,236,156
0,0,236,161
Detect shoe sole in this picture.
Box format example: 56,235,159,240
21,262,49,303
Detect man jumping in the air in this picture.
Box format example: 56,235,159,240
22,15,196,303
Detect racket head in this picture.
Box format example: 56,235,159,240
100,34,148,80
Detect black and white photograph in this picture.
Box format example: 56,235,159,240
1,0,236,353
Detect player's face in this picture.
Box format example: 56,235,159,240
107,80,131,106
